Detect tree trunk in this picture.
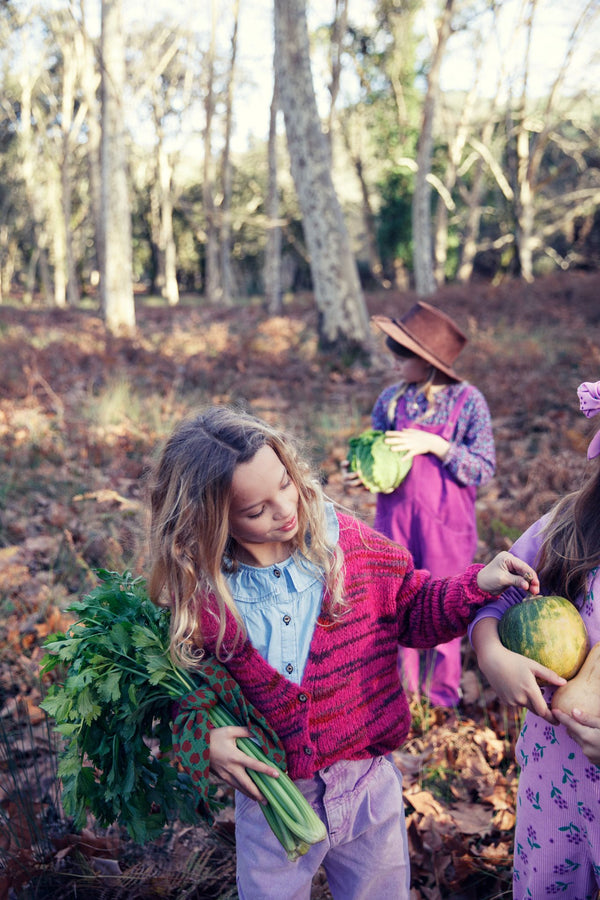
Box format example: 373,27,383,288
203,0,220,304
49,174,67,308
100,0,135,335
158,141,179,306
273,0,370,352
340,110,385,287
219,0,240,307
264,64,282,314
412,0,454,296
433,70,480,284
59,26,81,307
19,65,53,305
456,161,486,282
326,0,348,145
79,1,104,293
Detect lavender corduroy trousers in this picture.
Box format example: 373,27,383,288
235,755,411,899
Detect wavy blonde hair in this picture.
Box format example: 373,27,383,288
147,406,345,668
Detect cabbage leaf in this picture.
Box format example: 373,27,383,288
347,429,412,493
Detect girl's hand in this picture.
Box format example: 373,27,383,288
209,726,281,802
552,708,600,765
384,429,450,461
340,459,366,489
476,551,540,595
471,618,564,723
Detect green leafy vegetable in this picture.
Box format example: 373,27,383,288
40,570,204,844
40,570,326,858
347,429,412,493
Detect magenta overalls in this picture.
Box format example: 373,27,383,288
374,385,477,707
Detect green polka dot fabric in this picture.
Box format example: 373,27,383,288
171,655,286,822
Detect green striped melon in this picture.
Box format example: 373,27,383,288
498,595,589,680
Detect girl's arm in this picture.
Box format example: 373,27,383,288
470,515,566,722
467,515,550,640
380,387,495,485
471,615,565,723
209,725,281,802
441,388,495,487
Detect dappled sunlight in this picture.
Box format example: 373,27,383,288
0,271,599,897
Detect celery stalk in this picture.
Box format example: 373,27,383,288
208,703,326,853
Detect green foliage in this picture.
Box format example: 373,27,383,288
40,570,206,844
347,429,412,493
376,168,414,275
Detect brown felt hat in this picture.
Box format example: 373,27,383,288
372,301,467,382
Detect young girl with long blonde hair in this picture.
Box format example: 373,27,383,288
149,405,536,899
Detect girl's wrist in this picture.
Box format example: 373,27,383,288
432,435,450,460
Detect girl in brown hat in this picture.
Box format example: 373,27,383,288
346,301,496,707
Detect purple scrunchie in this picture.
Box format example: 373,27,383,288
577,381,600,459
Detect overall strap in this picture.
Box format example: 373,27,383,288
440,382,473,440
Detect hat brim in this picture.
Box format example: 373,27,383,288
371,315,462,382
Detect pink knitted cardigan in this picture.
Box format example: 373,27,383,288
200,512,489,780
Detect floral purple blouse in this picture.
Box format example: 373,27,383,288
371,380,496,488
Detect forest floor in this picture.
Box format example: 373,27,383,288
1,269,599,899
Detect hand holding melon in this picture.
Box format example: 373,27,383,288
551,642,600,718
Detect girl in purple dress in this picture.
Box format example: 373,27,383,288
470,380,600,899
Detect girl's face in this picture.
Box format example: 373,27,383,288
229,444,300,565
389,349,431,384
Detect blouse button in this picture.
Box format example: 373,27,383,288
298,693,308,703
283,614,291,625
285,663,294,674
273,567,281,578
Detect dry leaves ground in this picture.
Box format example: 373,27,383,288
1,270,599,898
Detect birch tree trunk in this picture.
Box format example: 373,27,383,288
412,0,454,296
79,1,104,289
274,0,370,352
58,21,82,307
203,0,220,304
340,109,385,286
100,0,135,335
158,141,179,306
433,71,480,284
455,123,500,282
219,0,240,307
19,68,53,305
511,0,537,282
264,64,282,314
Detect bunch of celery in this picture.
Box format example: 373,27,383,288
40,570,325,858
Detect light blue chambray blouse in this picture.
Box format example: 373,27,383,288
224,503,339,685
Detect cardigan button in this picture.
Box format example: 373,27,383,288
298,693,308,703
303,746,313,756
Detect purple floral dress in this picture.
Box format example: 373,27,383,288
469,516,600,899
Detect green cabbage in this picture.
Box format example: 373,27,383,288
347,429,412,493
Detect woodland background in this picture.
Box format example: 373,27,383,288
1,0,600,897
0,0,599,341
1,270,600,899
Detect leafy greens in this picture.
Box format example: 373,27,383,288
40,570,213,843
347,429,412,493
